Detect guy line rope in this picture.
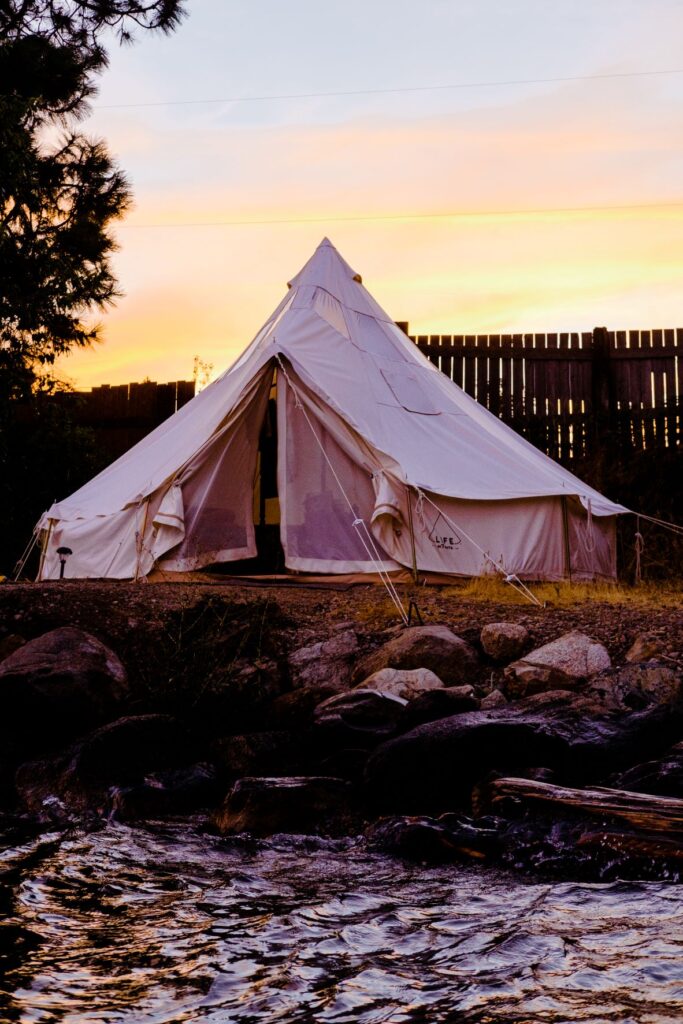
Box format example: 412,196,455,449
275,355,543,616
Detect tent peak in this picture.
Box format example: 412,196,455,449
287,239,363,295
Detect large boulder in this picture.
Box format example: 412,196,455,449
480,622,530,663
366,813,501,862
504,631,610,698
365,693,683,813
109,763,220,821
288,629,359,692
0,627,127,752
584,662,682,712
313,689,407,744
354,626,479,687
355,666,445,701
68,714,190,783
213,776,354,836
15,714,191,821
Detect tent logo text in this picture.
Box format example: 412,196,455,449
426,511,462,553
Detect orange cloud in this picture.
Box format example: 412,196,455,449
59,85,683,388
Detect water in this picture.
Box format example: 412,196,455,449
1,822,682,1023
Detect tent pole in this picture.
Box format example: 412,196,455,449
36,519,54,581
561,496,572,581
406,486,419,584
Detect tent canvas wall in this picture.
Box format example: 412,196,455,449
36,239,626,582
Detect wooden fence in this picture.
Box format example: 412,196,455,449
54,379,196,461
402,324,682,462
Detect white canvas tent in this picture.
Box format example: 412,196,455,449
36,239,626,582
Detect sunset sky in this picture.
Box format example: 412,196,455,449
57,0,683,389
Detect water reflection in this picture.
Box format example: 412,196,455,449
1,822,682,1022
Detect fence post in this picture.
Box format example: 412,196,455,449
591,326,612,419
590,325,614,487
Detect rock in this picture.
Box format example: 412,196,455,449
401,686,479,728
584,662,682,712
289,629,359,692
0,634,25,664
480,622,530,663
366,813,501,862
354,626,479,687
213,776,353,836
109,763,220,821
608,742,683,798
365,696,683,814
210,731,300,779
0,627,127,752
15,714,192,820
356,666,445,701
504,631,611,698
72,714,191,783
223,658,283,714
314,689,406,744
267,684,345,730
626,634,667,663
315,747,370,782
480,688,508,710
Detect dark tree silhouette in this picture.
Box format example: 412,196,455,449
0,1,186,397
0,1,186,572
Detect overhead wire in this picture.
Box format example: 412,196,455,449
94,67,683,109
118,200,683,230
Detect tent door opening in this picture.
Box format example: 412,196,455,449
252,371,284,571
212,368,284,575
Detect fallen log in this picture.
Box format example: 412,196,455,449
484,777,683,837
577,829,683,861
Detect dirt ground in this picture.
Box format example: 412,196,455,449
1,578,681,673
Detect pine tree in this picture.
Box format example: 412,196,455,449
0,1,185,397
0,1,186,572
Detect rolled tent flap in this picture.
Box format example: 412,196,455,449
371,472,405,524
150,482,185,561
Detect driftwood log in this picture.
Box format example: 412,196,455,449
485,777,683,838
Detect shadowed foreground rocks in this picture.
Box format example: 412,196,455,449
364,692,683,813
0,627,127,753
1,589,682,880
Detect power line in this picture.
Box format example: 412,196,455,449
95,67,683,110
118,200,683,229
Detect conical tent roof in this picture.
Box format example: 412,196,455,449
45,237,625,524
37,239,626,583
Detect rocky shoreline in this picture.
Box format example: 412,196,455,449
1,581,682,882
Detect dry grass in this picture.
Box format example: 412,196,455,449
445,576,683,609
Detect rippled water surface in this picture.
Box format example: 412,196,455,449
1,823,682,1023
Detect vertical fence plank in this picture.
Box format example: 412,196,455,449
488,335,501,416
464,336,476,398
408,326,679,461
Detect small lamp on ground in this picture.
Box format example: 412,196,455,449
56,547,72,579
